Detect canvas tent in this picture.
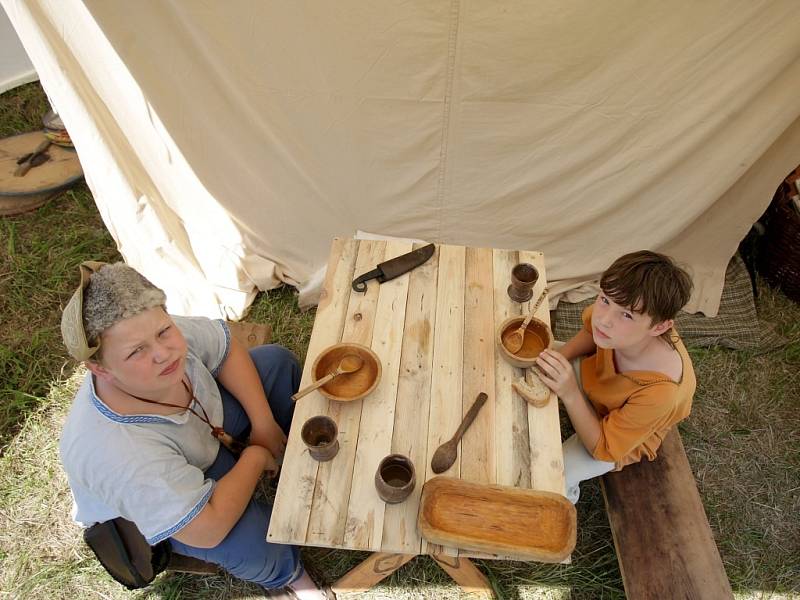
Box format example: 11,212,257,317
3,0,799,319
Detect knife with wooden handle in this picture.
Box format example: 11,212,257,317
352,243,436,292
14,139,51,177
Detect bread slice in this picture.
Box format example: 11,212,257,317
512,371,551,407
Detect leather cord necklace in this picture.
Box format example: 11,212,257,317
126,378,246,454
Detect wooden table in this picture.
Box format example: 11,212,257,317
268,238,566,597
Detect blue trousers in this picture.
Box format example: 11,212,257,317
170,344,303,589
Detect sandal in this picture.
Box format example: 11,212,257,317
282,584,335,600
283,567,336,600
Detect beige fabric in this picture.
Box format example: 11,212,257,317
0,5,37,93
60,260,105,361
4,0,800,318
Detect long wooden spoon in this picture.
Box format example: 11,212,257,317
292,354,364,401
430,392,488,474
503,287,549,354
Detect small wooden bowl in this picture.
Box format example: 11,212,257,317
496,316,553,368
311,342,381,402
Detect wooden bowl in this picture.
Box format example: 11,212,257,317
496,316,553,368
418,476,576,562
311,342,381,402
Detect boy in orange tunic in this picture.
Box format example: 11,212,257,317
536,251,695,504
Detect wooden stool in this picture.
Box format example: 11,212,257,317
167,553,219,575
227,320,273,350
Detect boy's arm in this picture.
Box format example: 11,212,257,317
556,327,596,361
560,387,602,453
171,445,273,548
216,338,286,459
535,349,601,452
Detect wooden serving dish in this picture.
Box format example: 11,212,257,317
496,316,553,368
418,476,576,562
311,342,381,402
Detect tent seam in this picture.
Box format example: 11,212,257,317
434,0,462,243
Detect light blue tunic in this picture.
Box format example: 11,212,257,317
59,315,231,544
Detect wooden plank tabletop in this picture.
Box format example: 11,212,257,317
268,238,566,559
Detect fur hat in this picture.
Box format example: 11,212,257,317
61,261,166,360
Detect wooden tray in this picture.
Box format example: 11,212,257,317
418,476,576,562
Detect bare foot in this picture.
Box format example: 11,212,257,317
287,570,329,600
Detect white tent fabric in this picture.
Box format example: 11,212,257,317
0,5,36,93
3,0,799,318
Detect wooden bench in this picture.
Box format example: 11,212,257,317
601,428,733,599
167,553,219,575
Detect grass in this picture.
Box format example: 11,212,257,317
246,286,317,366
0,186,121,449
0,81,50,138
1,82,799,599
0,84,123,450
682,283,800,594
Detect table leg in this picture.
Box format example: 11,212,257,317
431,552,495,599
331,552,416,594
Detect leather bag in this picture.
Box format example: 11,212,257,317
83,517,171,589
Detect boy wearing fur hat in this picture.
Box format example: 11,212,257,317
59,262,328,599
535,251,696,504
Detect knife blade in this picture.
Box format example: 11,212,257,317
352,243,435,292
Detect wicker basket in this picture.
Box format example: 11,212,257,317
757,167,800,302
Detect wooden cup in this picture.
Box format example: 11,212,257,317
507,263,539,303
374,454,416,504
301,416,339,462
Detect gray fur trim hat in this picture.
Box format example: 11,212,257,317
61,261,166,361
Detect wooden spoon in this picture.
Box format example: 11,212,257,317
503,287,549,354
430,392,488,474
292,354,364,401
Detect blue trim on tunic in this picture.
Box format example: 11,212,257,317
147,483,214,544
211,319,231,377
89,378,173,425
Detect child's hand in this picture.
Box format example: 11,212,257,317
242,444,277,473
249,418,287,461
535,349,581,402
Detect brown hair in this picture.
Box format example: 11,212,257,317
600,251,692,344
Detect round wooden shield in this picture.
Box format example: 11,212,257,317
0,130,84,216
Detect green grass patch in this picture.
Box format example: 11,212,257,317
680,279,800,596
0,81,50,137
0,185,120,448
0,82,121,449
246,285,317,365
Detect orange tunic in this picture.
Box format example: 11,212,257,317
580,305,695,468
